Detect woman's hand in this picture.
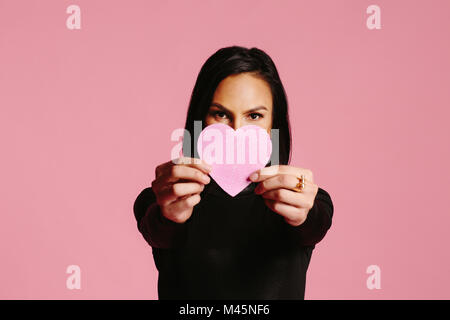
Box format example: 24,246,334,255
249,165,319,227
151,157,211,224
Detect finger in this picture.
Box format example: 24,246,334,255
255,174,309,194
260,188,313,209
172,156,212,174
160,165,211,185
152,165,209,193
156,157,212,178
263,198,305,223
157,182,205,206
164,193,201,221
249,165,313,183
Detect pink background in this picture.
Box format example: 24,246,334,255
1,0,449,299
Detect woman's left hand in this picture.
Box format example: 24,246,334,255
249,165,319,227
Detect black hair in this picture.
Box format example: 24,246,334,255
182,45,291,165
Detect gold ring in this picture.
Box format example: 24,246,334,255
292,175,305,192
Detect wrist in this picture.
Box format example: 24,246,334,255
152,203,188,228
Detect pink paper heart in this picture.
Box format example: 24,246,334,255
197,123,272,197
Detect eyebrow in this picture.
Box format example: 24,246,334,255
210,102,268,113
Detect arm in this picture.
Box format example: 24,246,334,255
286,187,334,247
133,187,188,249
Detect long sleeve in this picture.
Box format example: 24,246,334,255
133,187,188,249
285,187,334,247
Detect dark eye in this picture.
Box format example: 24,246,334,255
249,113,263,120
214,111,227,119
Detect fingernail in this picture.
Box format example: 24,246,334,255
249,172,258,181
203,162,212,171
202,175,211,184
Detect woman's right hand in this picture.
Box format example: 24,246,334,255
151,157,212,224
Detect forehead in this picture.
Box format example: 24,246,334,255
212,73,273,111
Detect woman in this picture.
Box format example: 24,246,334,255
133,46,334,299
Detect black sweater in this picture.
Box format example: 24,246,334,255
133,177,334,300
